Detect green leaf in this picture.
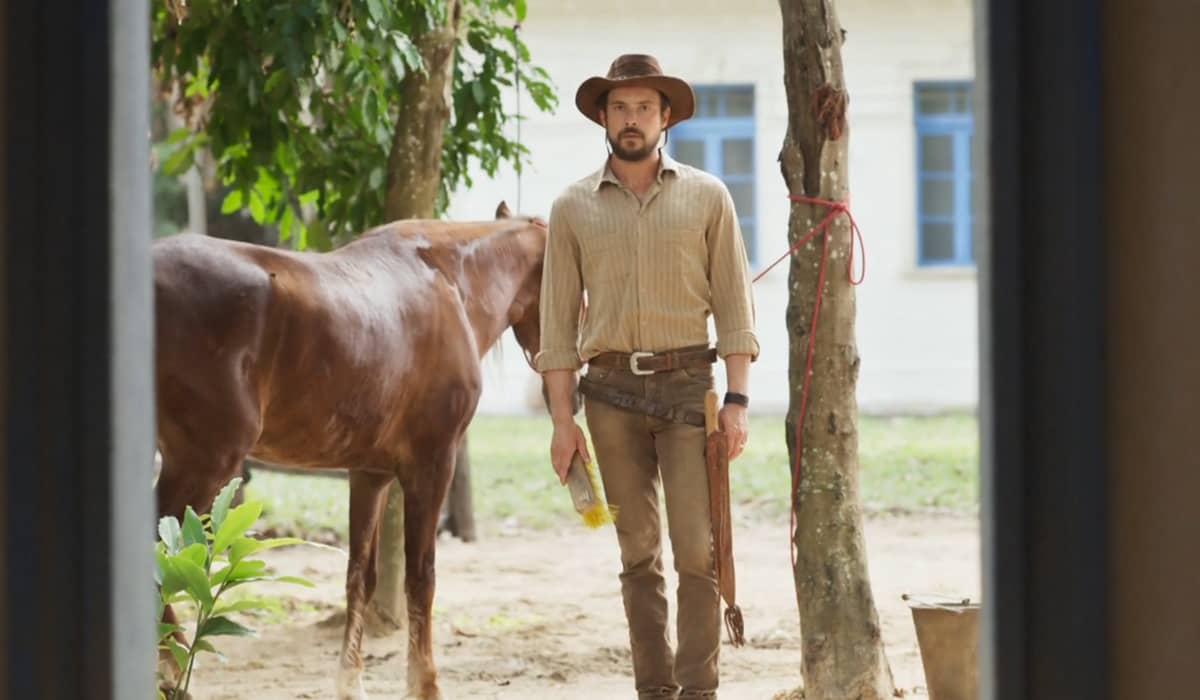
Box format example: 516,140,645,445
213,597,281,617
178,542,209,571
268,575,316,588
307,218,331,251
181,507,207,550
515,0,528,22
175,556,214,611
228,537,264,565
158,516,182,555
193,638,224,659
248,190,267,224
159,552,187,597
389,51,407,82
153,545,165,586
161,142,196,176
212,501,262,557
166,127,193,145
230,535,306,567
220,189,244,214
158,622,184,642
264,68,289,96
165,638,190,674
394,34,422,72
365,90,379,121
366,0,384,22
210,477,242,533
210,558,268,587
199,615,257,638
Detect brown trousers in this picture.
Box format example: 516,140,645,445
583,363,720,700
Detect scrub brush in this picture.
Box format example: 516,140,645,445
564,451,617,528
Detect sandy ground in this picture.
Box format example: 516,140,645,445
194,513,979,700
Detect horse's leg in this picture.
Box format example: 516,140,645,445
402,446,456,700
337,470,394,700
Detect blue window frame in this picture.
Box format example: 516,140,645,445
669,85,757,264
915,81,975,266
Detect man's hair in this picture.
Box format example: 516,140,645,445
598,90,670,114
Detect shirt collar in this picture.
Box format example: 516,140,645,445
591,149,680,192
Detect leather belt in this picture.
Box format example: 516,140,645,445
577,377,707,428
587,346,717,376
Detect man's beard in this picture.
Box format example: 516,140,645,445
608,129,658,162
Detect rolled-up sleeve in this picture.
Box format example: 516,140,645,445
707,185,760,360
534,199,584,372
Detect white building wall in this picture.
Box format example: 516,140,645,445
448,0,979,415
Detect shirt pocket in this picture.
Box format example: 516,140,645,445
580,230,630,286
663,226,710,296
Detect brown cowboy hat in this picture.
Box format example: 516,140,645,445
575,54,696,128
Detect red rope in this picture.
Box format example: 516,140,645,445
752,194,865,568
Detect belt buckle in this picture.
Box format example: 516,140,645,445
628,351,654,376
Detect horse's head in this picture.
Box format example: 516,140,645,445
494,200,545,363
494,201,582,416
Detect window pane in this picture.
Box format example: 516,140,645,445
917,85,971,115
722,139,754,176
920,133,954,171
675,140,705,169
921,179,955,216
957,86,974,112
696,91,719,118
725,89,754,116
728,181,755,217
921,222,956,261
918,89,954,115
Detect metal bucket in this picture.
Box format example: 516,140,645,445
907,597,979,700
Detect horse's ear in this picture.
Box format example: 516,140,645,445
495,201,512,219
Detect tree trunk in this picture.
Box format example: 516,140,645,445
439,437,476,542
367,482,406,635
778,1,897,698
383,0,462,222
369,0,463,630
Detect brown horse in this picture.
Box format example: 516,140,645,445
153,203,546,700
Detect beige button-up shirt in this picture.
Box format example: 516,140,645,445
535,152,760,372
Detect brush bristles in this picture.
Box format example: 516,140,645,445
580,504,615,528
576,458,618,528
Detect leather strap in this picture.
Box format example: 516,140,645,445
578,377,706,427
588,345,718,374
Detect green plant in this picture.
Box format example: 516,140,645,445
154,477,316,699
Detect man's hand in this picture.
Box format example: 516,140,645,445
719,403,749,460
550,421,592,484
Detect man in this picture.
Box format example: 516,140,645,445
535,54,760,700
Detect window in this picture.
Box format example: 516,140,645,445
915,82,975,266
669,85,757,264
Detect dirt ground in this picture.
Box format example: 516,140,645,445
197,513,979,700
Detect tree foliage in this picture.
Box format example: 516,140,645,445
151,0,555,249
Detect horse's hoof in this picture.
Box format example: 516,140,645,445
405,682,442,700
336,668,369,700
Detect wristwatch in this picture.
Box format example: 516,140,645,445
724,391,749,408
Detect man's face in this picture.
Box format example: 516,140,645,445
599,86,670,162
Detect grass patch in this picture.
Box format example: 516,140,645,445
248,412,979,543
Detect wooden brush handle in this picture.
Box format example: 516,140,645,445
705,390,719,435
565,452,596,513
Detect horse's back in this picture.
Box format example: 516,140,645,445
153,234,274,369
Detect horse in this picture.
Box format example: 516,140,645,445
153,202,547,699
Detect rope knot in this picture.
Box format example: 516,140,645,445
753,195,865,286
